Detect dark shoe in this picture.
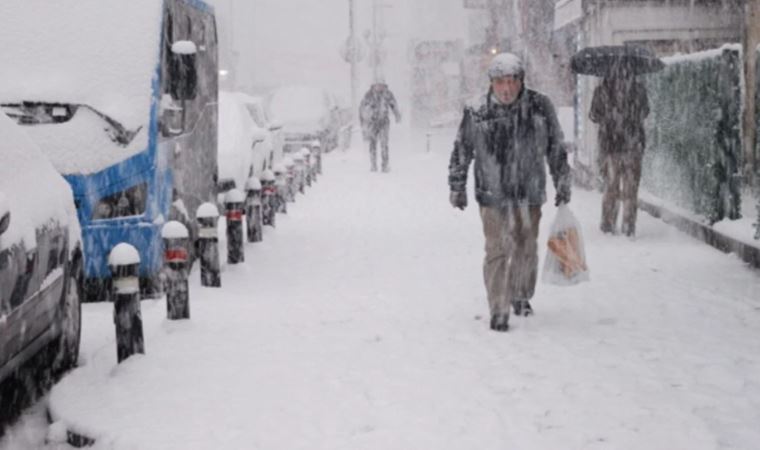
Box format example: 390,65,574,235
489,314,509,332
621,222,636,238
600,224,616,235
512,300,533,317
382,166,390,173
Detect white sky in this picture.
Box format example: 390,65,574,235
211,0,470,102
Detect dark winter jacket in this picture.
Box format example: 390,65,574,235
359,85,400,132
589,77,650,154
448,88,570,207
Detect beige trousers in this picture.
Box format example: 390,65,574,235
479,206,542,317
599,151,643,236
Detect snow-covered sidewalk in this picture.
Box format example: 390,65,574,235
21,129,760,449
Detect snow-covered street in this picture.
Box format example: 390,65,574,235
4,129,760,450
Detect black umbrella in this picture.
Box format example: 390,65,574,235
571,45,665,77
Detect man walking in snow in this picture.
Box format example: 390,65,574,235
448,53,571,332
589,71,650,237
359,80,401,172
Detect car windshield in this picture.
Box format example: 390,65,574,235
245,105,268,128
1,102,141,146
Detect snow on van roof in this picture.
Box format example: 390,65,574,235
0,0,162,174
0,113,80,251
0,0,162,130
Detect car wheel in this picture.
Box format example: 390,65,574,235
52,259,82,375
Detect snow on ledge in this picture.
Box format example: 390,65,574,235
663,43,741,65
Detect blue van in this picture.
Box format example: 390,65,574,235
0,0,219,300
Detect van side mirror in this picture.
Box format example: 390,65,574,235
160,95,184,137
0,212,10,237
169,41,198,101
252,130,267,145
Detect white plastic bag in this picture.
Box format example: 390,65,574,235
542,205,590,286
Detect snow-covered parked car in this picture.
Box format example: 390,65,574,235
0,113,83,385
267,85,342,154
236,92,284,166
218,91,275,201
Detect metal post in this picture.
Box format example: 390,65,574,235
162,221,190,320
196,203,221,287
372,0,379,81
311,140,323,175
743,0,760,182
301,148,313,187
349,0,358,119
245,177,263,242
283,157,297,203
293,153,306,194
272,164,288,214
261,169,278,225
225,189,245,264
108,243,144,363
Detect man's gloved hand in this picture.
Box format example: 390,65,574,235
554,185,571,207
450,191,467,210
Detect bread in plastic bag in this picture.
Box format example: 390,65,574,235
542,205,590,286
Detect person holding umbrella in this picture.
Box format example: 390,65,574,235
448,53,571,332
572,46,661,237
591,66,650,237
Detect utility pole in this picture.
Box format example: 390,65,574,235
372,0,381,81
349,0,358,117
223,0,238,90
366,0,391,82
743,0,760,181
485,0,503,54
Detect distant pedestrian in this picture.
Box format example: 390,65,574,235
448,53,571,332
589,70,650,237
359,79,401,172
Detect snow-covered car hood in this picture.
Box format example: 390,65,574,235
6,107,148,176
0,113,81,251
281,119,325,136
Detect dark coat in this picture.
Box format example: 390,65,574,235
589,77,650,154
448,88,570,207
359,84,400,132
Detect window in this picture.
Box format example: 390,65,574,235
92,183,148,220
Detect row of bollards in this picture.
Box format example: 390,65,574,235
107,142,324,364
